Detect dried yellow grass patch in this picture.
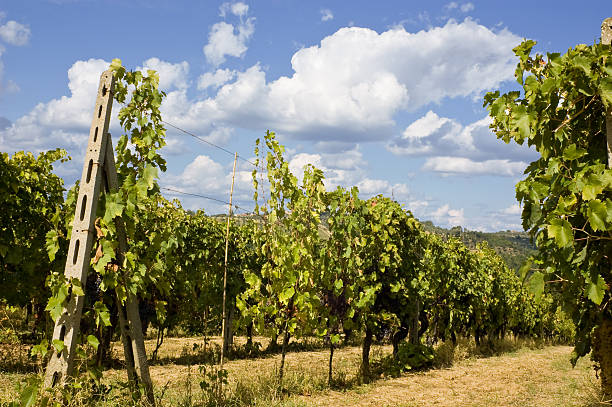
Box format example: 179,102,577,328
0,337,602,406
298,346,597,407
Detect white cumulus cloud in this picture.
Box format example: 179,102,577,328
0,58,112,177
430,204,465,227
0,57,198,180
197,68,236,90
423,157,527,176
177,19,521,142
160,153,256,213
389,110,537,176
0,15,30,96
138,58,190,91
286,148,411,203
203,3,255,66
0,20,30,46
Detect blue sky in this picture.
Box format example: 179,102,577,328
0,1,608,231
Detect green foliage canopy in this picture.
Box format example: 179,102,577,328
485,39,611,361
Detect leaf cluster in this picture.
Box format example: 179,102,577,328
485,39,611,361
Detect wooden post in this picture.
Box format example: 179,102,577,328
220,152,238,368
44,70,115,388
600,17,612,399
44,70,155,405
603,17,612,167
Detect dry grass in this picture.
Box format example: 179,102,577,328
297,346,599,407
103,335,370,403
0,336,607,406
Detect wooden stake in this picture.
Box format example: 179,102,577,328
44,70,115,389
602,17,612,168
220,152,238,368
44,70,154,405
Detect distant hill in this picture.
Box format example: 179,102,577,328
420,221,536,272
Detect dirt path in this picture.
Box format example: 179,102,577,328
298,346,598,407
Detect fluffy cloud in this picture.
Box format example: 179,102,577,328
406,198,520,231
162,137,189,156
197,68,236,90
138,58,190,91
178,19,521,141
0,48,4,94
389,110,537,176
287,148,412,203
423,157,527,176
206,126,234,145
501,203,522,215
203,2,255,66
390,111,536,161
0,58,112,177
160,154,256,213
410,201,524,232
426,203,524,232
0,17,525,227
0,57,197,179
0,116,10,130
169,155,225,190
0,20,30,46
320,9,334,22
0,58,109,151
389,111,462,156
47,19,518,148
430,204,465,227
0,14,30,96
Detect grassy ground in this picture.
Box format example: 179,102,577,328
298,346,599,407
0,336,607,406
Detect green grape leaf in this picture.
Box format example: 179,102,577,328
599,77,612,108
45,296,64,322
528,271,545,300
87,335,100,351
518,259,532,282
587,200,607,231
279,287,295,303
547,218,573,248
582,174,605,201
587,275,607,305
334,279,343,291
45,230,59,262
562,144,587,161
52,339,65,353
103,195,125,224
20,383,39,407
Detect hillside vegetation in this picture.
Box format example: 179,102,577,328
420,221,536,272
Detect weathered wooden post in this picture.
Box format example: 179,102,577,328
603,18,612,166
44,69,155,405
598,16,612,399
